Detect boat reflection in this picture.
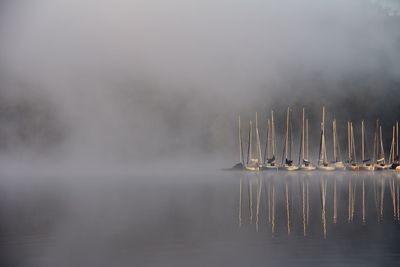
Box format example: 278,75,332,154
238,172,400,238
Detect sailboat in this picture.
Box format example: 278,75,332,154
232,116,245,170
263,111,279,170
346,121,359,171
245,113,262,171
332,119,345,170
245,120,259,171
389,122,400,170
299,108,316,170
317,107,335,171
255,112,263,168
360,120,374,171
373,120,388,171
280,107,299,171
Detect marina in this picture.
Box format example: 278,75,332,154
234,106,400,173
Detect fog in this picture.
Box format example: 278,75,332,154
0,0,400,167
2,3,400,266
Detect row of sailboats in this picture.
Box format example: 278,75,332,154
234,107,400,172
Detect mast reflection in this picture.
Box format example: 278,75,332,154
237,172,400,238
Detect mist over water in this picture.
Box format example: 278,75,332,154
0,0,399,164
1,1,400,267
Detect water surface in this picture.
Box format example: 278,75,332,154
1,170,399,266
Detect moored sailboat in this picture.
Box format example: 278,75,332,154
317,107,335,171
255,112,263,168
232,116,245,170
245,120,260,171
280,107,299,171
346,121,359,171
360,120,374,171
263,111,279,170
373,120,388,170
332,118,345,170
389,122,400,170
299,108,316,171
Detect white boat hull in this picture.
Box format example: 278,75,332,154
279,165,299,171
317,165,336,171
262,164,279,170
300,164,316,171
245,158,260,171
347,164,360,171
360,164,375,171
375,164,389,171
245,166,260,172
334,161,346,170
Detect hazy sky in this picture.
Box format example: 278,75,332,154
0,0,399,162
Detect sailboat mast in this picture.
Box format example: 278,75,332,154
247,121,252,164
379,125,385,164
290,109,294,161
333,119,337,162
255,112,262,163
255,113,258,160
348,121,351,162
299,108,304,165
271,110,276,158
396,122,399,160
319,106,327,165
351,122,357,163
302,108,305,161
324,107,327,164
389,125,395,163
318,122,323,164
306,119,309,160
285,107,290,161
362,120,365,162
239,116,244,165
350,122,353,162
264,119,270,164
373,120,378,163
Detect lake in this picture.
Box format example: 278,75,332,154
1,168,399,266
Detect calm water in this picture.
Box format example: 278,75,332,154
1,170,400,266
